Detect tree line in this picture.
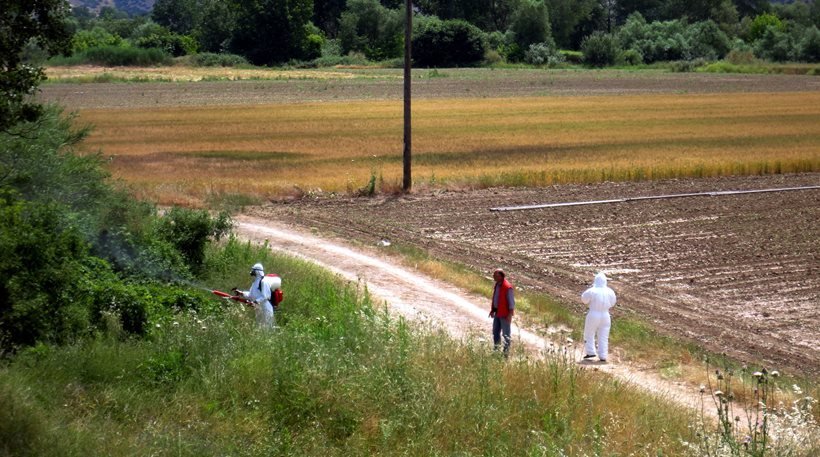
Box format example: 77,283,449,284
57,0,820,67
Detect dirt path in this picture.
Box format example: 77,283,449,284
235,215,711,414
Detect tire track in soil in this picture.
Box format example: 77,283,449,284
235,215,715,415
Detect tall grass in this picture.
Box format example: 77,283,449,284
0,239,701,456
73,92,820,206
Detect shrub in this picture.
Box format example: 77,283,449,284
620,48,644,65
798,25,820,62
686,20,731,60
581,31,620,67
190,52,249,67
670,58,707,72
338,0,403,61
71,27,123,53
560,49,584,64
749,13,784,41
484,49,503,65
524,40,564,66
154,208,232,277
136,32,198,57
509,0,551,60
754,25,796,62
412,19,487,67
76,45,172,66
0,196,94,348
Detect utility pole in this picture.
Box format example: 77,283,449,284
403,0,412,192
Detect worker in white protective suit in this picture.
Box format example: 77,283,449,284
233,263,274,328
581,272,617,363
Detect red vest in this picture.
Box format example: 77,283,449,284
491,279,513,318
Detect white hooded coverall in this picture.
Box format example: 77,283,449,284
582,272,617,361
241,267,274,328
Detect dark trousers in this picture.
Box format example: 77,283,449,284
492,316,512,355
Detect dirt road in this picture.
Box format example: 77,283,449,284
235,215,715,413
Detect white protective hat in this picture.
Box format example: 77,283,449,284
250,263,264,276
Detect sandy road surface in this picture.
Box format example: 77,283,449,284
235,215,712,414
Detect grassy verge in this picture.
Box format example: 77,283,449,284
698,61,820,75
0,237,704,456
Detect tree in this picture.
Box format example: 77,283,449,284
546,0,597,48
152,0,201,35
230,0,317,65
338,0,403,60
509,0,551,59
581,30,620,66
0,0,72,133
197,0,238,53
412,18,486,66
313,0,347,36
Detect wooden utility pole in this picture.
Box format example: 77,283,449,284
403,0,412,192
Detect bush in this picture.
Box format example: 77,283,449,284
509,0,551,60
669,59,707,72
0,197,94,348
75,45,172,66
749,13,784,41
560,49,584,64
581,31,620,67
189,52,249,67
154,207,232,277
686,20,731,60
412,19,487,67
71,27,123,53
754,25,796,62
524,40,564,66
798,25,820,62
136,32,198,57
620,48,644,65
338,0,403,61
0,108,226,352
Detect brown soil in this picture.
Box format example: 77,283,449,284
245,173,820,377
39,69,820,108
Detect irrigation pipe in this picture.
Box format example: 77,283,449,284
489,185,820,212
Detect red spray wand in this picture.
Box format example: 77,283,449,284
211,289,254,305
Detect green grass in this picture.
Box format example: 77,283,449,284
0,237,707,456
698,61,820,75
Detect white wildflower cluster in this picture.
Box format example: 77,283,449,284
765,395,820,455
686,365,820,457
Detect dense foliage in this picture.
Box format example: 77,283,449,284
0,106,231,352
53,0,820,67
1,0,72,132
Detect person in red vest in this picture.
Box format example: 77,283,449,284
489,268,516,357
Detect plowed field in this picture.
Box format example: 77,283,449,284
247,173,820,376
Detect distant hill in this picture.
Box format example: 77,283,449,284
69,0,155,16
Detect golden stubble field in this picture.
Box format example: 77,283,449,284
74,90,820,206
